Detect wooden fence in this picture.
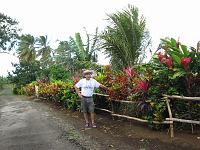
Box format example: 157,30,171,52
94,93,200,138
162,94,200,138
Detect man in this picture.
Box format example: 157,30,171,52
74,70,108,128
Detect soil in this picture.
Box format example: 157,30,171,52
0,86,200,150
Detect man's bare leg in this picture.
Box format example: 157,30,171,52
91,112,95,124
83,112,89,124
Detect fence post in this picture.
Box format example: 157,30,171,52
35,85,39,98
165,97,174,138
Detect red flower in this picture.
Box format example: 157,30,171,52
165,57,173,69
181,57,191,70
157,52,163,63
124,65,133,78
157,52,173,69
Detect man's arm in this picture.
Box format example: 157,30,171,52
99,84,109,91
74,85,82,98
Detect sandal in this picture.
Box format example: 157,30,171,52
85,123,90,128
92,123,97,128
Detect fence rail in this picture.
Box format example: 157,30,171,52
94,93,200,138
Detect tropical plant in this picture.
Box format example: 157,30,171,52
54,41,73,71
101,4,151,70
8,61,41,93
74,28,99,62
54,28,100,74
17,34,37,62
158,37,200,96
48,64,71,81
0,13,20,52
37,35,52,68
69,28,100,72
0,76,9,89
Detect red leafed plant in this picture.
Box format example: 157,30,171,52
135,80,149,92
108,73,130,100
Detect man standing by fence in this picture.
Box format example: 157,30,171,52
74,70,108,128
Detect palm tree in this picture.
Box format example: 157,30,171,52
37,35,52,68
101,4,151,70
17,34,37,62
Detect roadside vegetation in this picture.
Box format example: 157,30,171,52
1,5,199,131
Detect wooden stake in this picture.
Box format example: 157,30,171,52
165,97,174,138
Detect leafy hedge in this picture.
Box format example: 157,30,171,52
20,79,80,111
16,37,200,130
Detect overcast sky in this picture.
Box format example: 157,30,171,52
0,0,200,76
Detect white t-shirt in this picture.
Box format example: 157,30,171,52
75,78,100,97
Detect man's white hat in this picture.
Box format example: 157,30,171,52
83,69,93,75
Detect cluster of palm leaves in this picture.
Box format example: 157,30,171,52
17,35,51,66
101,4,151,70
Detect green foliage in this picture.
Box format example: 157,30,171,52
0,76,9,89
54,41,74,73
0,13,20,51
18,36,196,130
48,64,71,81
145,37,200,128
8,61,41,93
22,79,80,111
54,28,100,74
37,35,52,68
17,34,53,68
17,34,37,62
158,37,200,96
101,4,151,70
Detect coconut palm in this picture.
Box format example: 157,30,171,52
37,35,52,68
17,34,37,62
101,4,151,70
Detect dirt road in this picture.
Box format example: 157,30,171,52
0,86,199,150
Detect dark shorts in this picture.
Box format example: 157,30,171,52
81,97,95,113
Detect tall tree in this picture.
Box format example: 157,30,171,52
17,34,37,62
8,61,41,88
101,4,151,70
0,13,20,52
37,35,52,68
54,40,74,71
